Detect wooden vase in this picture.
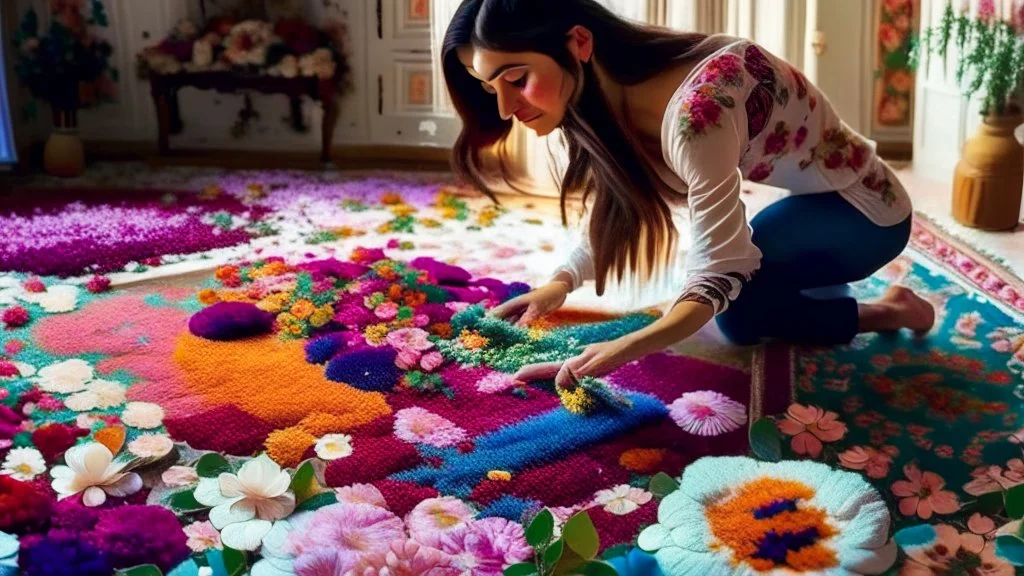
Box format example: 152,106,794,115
952,114,1024,231
43,108,85,178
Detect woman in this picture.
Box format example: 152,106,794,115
442,0,934,388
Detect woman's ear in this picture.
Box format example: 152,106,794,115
566,25,594,63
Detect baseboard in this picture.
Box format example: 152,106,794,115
876,140,913,162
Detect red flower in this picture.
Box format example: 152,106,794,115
795,126,808,148
847,143,869,171
23,278,46,293
0,475,52,534
745,85,774,139
86,276,111,294
2,306,30,329
684,93,723,135
0,361,17,378
764,123,790,155
31,423,88,464
744,45,776,86
747,162,773,182
791,66,808,100
809,94,817,111
824,151,844,169
879,24,905,52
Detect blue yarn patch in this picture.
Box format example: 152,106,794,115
753,528,821,564
753,498,799,519
305,333,345,364
395,392,667,495
325,347,400,391
478,495,538,523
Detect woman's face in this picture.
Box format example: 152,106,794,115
457,46,576,136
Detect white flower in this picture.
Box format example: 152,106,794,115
127,434,174,458
192,39,213,67
314,434,353,461
19,285,78,312
64,379,126,412
122,402,164,429
34,359,94,393
193,454,297,551
638,457,898,575
593,484,653,516
50,443,143,507
1,448,46,481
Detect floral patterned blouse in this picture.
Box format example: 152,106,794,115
556,38,912,314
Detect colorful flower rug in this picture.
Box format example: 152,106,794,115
0,172,788,575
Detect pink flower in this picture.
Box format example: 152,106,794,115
23,278,46,293
747,162,773,182
901,524,1012,576
375,302,399,320
420,352,444,372
286,502,407,568
413,314,431,328
335,483,388,509
387,328,434,352
407,497,474,548
892,463,960,519
465,517,532,565
969,513,997,539
183,520,222,552
668,391,747,436
2,306,30,328
955,312,983,337
979,0,996,21
777,403,848,458
445,302,469,313
86,276,111,294
439,520,531,575
837,445,893,479
161,466,198,487
372,539,457,576
963,459,1024,495
476,373,517,394
395,348,422,370
394,407,467,448
878,23,905,52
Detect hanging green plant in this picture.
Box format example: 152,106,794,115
911,1,1024,117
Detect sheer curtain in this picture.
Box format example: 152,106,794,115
0,10,18,167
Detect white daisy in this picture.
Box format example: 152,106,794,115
34,359,93,394
314,434,353,460
1,447,47,481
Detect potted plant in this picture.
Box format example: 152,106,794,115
12,0,117,177
914,0,1024,230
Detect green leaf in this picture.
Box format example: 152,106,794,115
577,560,619,576
503,563,539,576
222,547,247,576
296,491,338,512
1005,484,1024,519
196,453,232,478
995,535,1024,566
749,418,782,462
168,490,206,512
526,509,555,548
600,544,630,560
977,491,1005,516
116,566,163,576
649,472,680,499
544,539,565,567
290,459,325,503
562,512,600,560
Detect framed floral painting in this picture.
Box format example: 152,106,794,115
873,0,918,136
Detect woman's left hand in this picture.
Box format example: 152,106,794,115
513,337,641,389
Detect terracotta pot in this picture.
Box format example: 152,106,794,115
43,108,85,178
952,113,1024,231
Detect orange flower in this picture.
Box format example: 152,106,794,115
380,192,404,205
459,330,489,350
891,463,960,519
390,204,417,217
388,284,404,300
440,206,459,219
777,404,847,458
215,265,240,282
403,291,426,307
376,266,397,280
199,186,224,200
251,261,289,279
619,448,667,474
198,289,220,305
290,299,315,320
430,323,453,339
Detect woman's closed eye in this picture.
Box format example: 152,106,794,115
504,69,528,88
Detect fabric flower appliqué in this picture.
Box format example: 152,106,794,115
891,463,960,519
668,390,747,436
314,434,353,461
638,456,897,575
393,407,467,448
1,447,47,481
33,359,94,394
50,442,143,506
777,403,847,458
593,484,653,515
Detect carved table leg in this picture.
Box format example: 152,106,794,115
321,97,339,165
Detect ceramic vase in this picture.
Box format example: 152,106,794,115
952,113,1024,231
43,108,85,178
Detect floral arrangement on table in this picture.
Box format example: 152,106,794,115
912,0,1024,117
12,0,118,112
136,16,352,94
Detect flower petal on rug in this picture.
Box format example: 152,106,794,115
638,456,897,575
668,390,747,436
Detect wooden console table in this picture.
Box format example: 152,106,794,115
149,72,339,163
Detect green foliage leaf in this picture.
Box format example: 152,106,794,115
544,539,565,567
749,418,782,462
1005,484,1024,519
222,547,247,576
503,563,539,576
649,472,680,499
577,560,619,576
562,512,600,560
296,491,338,512
168,490,206,512
290,460,325,503
977,491,1005,516
526,509,555,548
117,565,163,576
994,535,1024,566
600,544,630,560
196,453,232,478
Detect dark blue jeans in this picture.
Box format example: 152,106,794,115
716,192,911,346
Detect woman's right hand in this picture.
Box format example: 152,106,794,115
488,280,571,326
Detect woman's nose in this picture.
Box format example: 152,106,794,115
495,86,521,121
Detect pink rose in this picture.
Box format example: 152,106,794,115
420,352,444,372
395,348,422,370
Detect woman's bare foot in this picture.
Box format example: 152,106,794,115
859,286,936,335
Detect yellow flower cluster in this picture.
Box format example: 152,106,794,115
250,261,289,279
331,226,363,238
198,289,220,305
257,292,291,313
558,385,595,415
439,206,459,219
364,323,390,346
290,299,316,320
458,329,489,350
419,218,442,228
277,313,305,336
390,204,417,218
309,305,334,328
477,205,500,227
487,470,512,482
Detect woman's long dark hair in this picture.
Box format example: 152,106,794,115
442,0,725,294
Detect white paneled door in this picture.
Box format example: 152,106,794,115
366,0,460,147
